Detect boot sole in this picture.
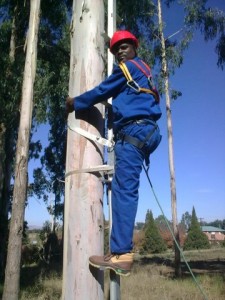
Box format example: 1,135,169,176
89,260,131,277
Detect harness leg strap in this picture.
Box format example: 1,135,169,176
122,135,145,149
122,125,157,150
119,125,157,166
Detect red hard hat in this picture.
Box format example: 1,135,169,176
110,30,138,54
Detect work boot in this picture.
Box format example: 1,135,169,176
89,253,134,276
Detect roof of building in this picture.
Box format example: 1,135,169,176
201,226,225,232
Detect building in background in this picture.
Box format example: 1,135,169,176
201,226,225,244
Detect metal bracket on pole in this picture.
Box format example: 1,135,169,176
65,164,114,178
68,123,114,148
66,121,114,180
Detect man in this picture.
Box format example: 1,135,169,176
66,30,162,276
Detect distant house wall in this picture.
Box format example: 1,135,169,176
203,231,225,242
201,226,225,243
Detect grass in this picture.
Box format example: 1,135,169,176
0,248,225,299
118,263,225,300
19,262,62,300
20,272,62,300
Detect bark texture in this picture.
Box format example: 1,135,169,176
62,0,105,299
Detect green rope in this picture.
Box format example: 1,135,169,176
143,165,208,300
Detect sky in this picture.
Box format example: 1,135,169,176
25,0,225,227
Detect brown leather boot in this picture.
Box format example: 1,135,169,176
89,253,134,276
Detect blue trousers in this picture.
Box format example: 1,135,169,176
110,120,161,253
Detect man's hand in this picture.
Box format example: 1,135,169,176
66,96,75,114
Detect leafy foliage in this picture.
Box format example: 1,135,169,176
183,207,210,250
182,0,225,69
206,219,225,230
39,221,51,243
180,211,192,231
117,0,156,34
141,210,167,254
135,222,145,230
30,3,70,221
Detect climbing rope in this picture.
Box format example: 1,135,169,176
143,164,208,300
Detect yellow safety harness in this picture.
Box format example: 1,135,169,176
119,61,160,102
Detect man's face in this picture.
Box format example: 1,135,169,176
114,42,136,63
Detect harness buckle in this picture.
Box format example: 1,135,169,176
148,76,154,90
127,80,140,93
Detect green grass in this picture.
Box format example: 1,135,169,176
20,272,62,300
0,248,224,299
19,262,62,300
118,262,225,300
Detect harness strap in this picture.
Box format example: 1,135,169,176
119,62,133,81
119,63,133,81
129,59,152,78
139,87,158,95
130,60,160,102
121,125,157,150
118,124,157,166
119,61,159,102
123,134,145,149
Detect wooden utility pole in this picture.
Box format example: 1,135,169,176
157,0,181,276
2,1,41,299
107,0,121,299
62,1,105,299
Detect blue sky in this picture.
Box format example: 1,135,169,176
25,1,225,227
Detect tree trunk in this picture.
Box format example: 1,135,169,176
62,1,105,299
2,1,40,299
0,5,18,277
0,124,6,276
0,124,6,217
157,0,181,277
9,5,17,64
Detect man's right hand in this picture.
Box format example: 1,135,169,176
66,96,75,114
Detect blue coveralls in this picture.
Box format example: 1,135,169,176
74,56,162,254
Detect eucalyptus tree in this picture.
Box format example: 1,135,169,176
156,0,183,277
180,211,192,231
0,0,30,275
2,2,41,298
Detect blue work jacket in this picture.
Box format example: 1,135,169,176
74,56,162,133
